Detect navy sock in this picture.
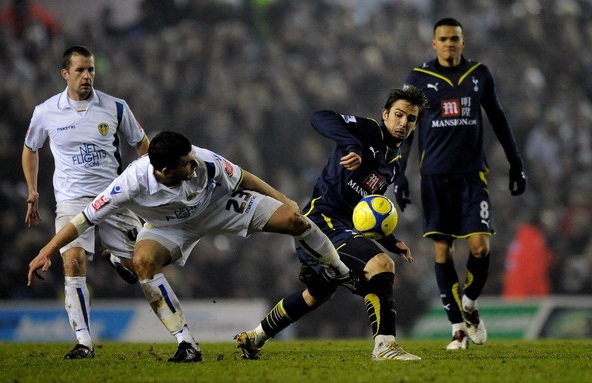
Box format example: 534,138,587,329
434,261,463,324
464,253,490,300
261,290,314,337
364,272,396,337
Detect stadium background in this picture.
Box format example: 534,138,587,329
0,0,591,341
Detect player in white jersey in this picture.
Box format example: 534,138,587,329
27,131,355,363
21,46,150,360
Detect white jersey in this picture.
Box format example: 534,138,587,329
24,88,146,203
83,146,244,228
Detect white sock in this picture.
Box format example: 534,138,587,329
294,217,349,275
139,273,192,342
64,276,92,348
462,295,477,312
172,325,199,350
254,324,269,346
374,334,396,348
452,322,467,334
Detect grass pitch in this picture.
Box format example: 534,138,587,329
1,339,590,383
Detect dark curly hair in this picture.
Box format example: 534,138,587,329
148,131,192,171
384,86,428,117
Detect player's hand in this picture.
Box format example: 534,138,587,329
25,192,41,228
339,152,361,171
394,175,411,211
509,161,527,196
393,241,413,263
27,252,52,286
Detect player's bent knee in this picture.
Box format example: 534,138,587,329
61,249,86,274
291,212,310,232
264,205,308,235
132,240,169,279
281,211,309,235
364,253,395,280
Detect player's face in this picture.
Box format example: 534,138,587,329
382,100,419,144
169,151,199,183
432,25,464,67
61,54,95,101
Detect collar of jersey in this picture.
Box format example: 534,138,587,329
57,87,99,110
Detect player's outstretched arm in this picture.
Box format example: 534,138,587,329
27,216,87,286
239,170,299,211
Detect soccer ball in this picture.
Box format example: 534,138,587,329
352,195,398,239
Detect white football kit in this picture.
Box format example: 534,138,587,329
25,88,147,257
83,146,282,265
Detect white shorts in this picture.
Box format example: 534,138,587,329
136,191,282,266
56,198,142,259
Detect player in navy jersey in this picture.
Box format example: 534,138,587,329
235,87,427,361
397,18,527,350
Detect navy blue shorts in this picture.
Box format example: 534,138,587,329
420,172,495,238
295,212,383,297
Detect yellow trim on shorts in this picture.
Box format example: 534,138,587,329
423,231,493,239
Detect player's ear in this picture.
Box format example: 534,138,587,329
153,167,168,178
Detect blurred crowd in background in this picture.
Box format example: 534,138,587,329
1,0,591,338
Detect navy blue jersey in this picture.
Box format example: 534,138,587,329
403,57,521,175
303,110,401,223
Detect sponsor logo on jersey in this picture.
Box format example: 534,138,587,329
347,172,387,198
431,118,478,128
166,205,198,221
347,179,368,197
427,82,439,91
91,195,110,211
98,123,109,136
363,171,384,192
57,125,76,132
441,99,460,117
72,143,108,168
186,192,198,201
110,185,123,195
223,159,234,177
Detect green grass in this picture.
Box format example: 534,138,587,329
1,339,590,383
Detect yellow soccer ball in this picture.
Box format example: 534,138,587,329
352,195,398,239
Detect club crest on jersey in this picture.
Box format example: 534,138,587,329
97,123,109,136
472,77,479,92
91,195,110,211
